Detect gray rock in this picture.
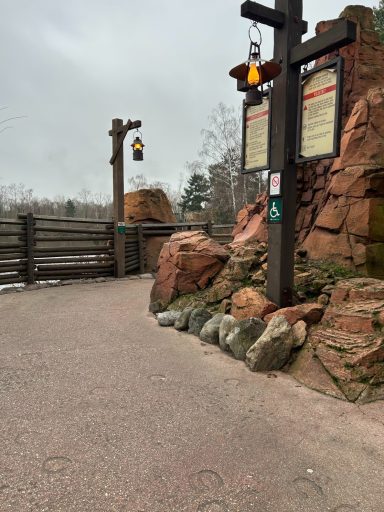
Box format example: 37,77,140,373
200,314,225,344
139,273,154,279
174,307,194,331
226,318,266,361
149,300,166,314
188,309,212,336
95,277,107,283
128,275,140,280
157,310,182,327
246,316,294,372
292,320,307,348
219,315,237,351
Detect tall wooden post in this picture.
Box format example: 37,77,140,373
266,0,302,307
26,212,35,285
240,0,356,307
111,118,125,278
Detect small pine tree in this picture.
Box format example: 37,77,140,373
178,172,210,213
65,198,76,217
374,1,384,43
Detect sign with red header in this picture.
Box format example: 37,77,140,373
296,57,344,163
241,92,271,173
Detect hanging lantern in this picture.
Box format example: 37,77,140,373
229,22,282,106
131,130,144,161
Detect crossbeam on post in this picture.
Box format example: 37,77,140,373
290,19,357,66
241,0,308,34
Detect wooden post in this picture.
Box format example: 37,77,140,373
265,0,302,307
207,219,213,238
111,118,126,278
137,224,145,274
26,212,35,284
241,0,356,307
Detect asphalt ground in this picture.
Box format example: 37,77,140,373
0,279,383,512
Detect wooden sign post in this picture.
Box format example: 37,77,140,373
109,118,141,278
240,0,356,307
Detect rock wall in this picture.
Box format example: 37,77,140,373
302,88,384,274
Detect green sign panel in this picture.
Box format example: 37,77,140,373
117,222,126,234
268,197,283,224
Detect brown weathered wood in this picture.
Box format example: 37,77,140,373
242,0,303,307
0,230,24,236
290,19,357,66
137,224,145,274
108,119,141,137
35,267,113,275
0,218,25,225
18,214,113,224
34,245,111,253
111,118,125,278
34,226,112,235
36,263,113,271
0,254,26,260
34,256,114,265
0,265,26,273
241,1,284,27
0,275,24,285
31,235,113,242
26,212,35,284
35,272,112,280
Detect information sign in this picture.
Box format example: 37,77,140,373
269,171,281,196
117,221,126,234
296,57,344,163
267,197,283,224
241,93,271,173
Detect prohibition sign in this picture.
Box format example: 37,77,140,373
269,171,282,196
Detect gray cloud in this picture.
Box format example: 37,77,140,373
0,0,377,198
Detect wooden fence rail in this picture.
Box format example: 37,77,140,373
0,214,234,287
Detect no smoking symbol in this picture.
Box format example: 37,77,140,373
272,176,280,187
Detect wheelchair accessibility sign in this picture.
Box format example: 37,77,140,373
268,197,283,224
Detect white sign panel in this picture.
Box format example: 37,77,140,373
269,172,281,196
243,96,270,172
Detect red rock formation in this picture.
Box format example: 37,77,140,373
263,303,324,326
124,188,176,224
302,88,384,273
290,278,384,403
150,231,229,308
230,287,277,320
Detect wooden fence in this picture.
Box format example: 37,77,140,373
0,215,233,286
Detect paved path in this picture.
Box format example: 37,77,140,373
0,279,383,512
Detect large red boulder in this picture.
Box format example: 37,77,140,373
150,231,229,309
230,287,277,320
124,188,176,224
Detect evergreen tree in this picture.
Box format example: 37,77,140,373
178,172,210,213
65,198,76,217
374,1,384,43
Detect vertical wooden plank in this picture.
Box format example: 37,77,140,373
111,118,126,278
207,220,213,238
137,224,145,274
266,0,303,307
26,212,35,284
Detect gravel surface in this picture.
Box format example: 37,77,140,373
0,279,383,512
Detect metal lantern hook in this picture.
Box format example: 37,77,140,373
248,21,262,46
133,128,142,140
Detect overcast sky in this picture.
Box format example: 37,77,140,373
0,0,378,199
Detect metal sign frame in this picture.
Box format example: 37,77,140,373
295,56,344,164
241,89,272,174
